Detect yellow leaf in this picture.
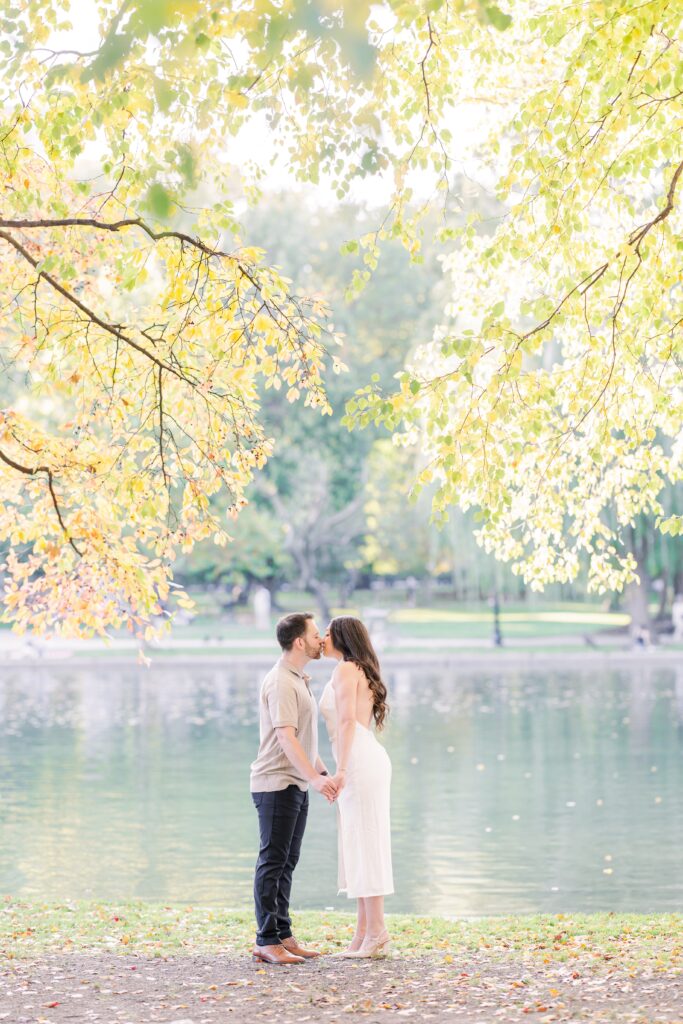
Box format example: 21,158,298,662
226,90,248,109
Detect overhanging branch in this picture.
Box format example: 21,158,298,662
0,228,196,384
0,445,83,556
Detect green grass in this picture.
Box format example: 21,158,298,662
9,597,681,657
1,902,681,970
166,601,632,642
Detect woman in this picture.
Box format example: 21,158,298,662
320,616,393,957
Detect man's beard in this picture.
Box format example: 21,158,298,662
305,644,322,660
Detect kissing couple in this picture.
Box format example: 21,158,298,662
249,612,393,964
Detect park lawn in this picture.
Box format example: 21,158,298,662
159,601,632,642
0,599,639,647
388,621,623,640
1,902,681,972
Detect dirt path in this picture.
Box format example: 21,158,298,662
1,951,681,1023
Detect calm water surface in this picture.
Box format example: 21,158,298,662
1,660,682,915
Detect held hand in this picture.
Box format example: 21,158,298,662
330,772,346,795
312,774,338,802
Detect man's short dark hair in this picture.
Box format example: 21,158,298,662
276,612,314,651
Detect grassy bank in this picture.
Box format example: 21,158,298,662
2,902,681,970
4,597,683,659
165,599,634,642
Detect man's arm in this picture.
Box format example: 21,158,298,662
275,726,337,801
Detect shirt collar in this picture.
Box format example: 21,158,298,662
279,657,311,685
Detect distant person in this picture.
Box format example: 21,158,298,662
405,575,418,607
320,616,394,957
633,624,651,649
249,612,337,965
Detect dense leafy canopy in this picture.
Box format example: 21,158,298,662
346,0,683,593
0,0,681,638
1,0,350,637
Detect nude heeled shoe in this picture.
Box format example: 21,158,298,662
329,934,365,957
338,929,391,958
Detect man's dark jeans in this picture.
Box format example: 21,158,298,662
252,784,309,946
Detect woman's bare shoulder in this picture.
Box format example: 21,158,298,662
332,660,360,688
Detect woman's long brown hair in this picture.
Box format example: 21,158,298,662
329,616,389,730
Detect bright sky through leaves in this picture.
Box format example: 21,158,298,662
1,0,681,639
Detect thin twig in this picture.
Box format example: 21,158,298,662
0,446,83,555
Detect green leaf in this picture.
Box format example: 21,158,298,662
153,77,176,113
482,4,512,31
136,0,175,33
177,144,196,187
147,183,172,219
81,33,133,82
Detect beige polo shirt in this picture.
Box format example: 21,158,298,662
249,658,319,793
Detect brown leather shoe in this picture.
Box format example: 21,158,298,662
252,943,304,965
281,935,322,958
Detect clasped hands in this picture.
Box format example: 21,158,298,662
314,771,345,803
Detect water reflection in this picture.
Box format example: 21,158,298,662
0,662,681,915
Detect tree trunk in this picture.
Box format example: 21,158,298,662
339,568,359,606
625,524,654,642
656,570,669,622
308,578,332,623
672,530,683,601
626,576,651,635
266,579,283,613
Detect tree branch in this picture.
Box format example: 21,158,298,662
628,159,683,255
0,227,196,385
0,446,83,556
0,217,330,406
512,159,683,347
419,17,435,119
157,365,171,492
0,216,263,289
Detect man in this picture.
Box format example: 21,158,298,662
250,612,337,964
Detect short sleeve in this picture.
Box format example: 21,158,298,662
266,676,299,730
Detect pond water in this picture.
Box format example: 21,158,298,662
0,659,682,916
